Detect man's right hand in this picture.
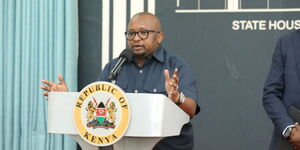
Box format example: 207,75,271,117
41,74,69,98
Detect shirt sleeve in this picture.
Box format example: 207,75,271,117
97,63,111,82
176,59,201,115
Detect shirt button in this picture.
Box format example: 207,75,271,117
134,90,138,93
153,88,157,92
139,70,143,73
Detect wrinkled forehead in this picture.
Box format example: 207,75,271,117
127,15,160,31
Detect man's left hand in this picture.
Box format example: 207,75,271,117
164,68,180,103
290,124,300,150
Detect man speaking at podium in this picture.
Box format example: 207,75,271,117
41,12,200,150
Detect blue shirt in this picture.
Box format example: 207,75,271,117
98,45,200,150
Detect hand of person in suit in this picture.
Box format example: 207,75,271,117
164,68,180,103
290,124,300,150
41,74,69,99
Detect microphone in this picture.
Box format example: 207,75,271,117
108,49,133,82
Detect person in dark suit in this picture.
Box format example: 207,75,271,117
263,30,300,150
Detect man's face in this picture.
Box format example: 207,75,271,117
126,15,163,59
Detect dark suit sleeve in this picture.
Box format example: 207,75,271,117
263,37,294,134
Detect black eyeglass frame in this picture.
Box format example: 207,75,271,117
124,30,160,40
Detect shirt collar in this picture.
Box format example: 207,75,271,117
151,45,164,63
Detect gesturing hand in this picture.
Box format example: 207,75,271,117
290,124,300,150
164,68,180,103
41,74,69,98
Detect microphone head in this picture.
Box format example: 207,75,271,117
119,49,133,62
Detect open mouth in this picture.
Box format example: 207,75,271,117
132,44,144,51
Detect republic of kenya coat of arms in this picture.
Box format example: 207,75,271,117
86,97,117,129
74,81,130,146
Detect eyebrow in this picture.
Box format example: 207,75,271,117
127,27,148,31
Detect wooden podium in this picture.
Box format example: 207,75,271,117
48,92,189,150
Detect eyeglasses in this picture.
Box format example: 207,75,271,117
124,30,160,40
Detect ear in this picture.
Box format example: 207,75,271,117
157,32,164,44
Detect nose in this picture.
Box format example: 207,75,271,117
132,33,142,41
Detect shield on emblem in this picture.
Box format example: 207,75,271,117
96,102,106,124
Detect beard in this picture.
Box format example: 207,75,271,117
133,51,148,59
131,44,156,59
131,46,149,59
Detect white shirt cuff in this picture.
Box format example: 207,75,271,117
282,124,296,136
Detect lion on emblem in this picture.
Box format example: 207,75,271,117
86,101,96,123
106,102,117,125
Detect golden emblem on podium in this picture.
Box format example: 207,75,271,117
73,81,130,146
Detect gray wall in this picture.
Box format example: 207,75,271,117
78,0,300,149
